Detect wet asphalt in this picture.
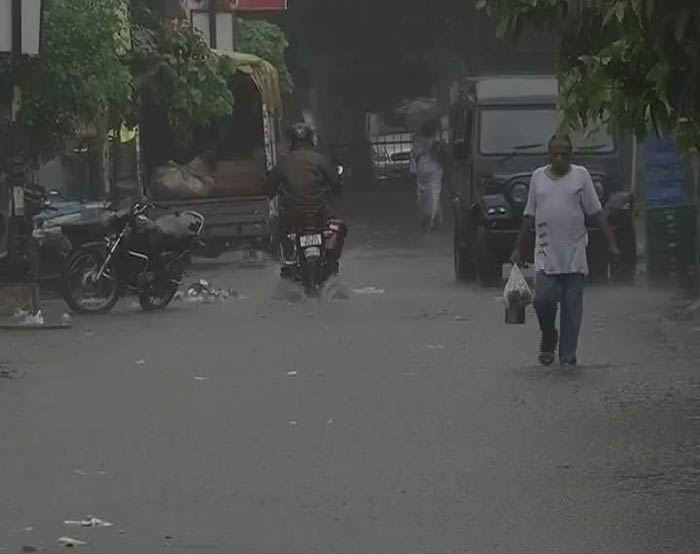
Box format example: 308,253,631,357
1,184,700,554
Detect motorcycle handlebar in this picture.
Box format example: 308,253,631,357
132,201,169,215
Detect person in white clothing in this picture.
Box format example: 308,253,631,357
411,121,445,231
513,134,620,368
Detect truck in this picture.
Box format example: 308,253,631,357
143,51,284,257
450,75,637,285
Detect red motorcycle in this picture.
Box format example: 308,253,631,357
280,216,347,297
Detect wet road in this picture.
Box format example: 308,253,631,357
2,186,700,553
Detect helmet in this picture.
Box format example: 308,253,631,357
288,123,315,149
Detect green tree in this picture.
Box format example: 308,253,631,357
16,0,133,158
478,0,700,151
129,21,233,143
239,19,293,94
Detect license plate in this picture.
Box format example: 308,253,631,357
299,234,322,247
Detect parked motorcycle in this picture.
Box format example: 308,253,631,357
60,201,204,314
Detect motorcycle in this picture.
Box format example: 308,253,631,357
280,216,348,297
278,165,347,297
60,201,204,314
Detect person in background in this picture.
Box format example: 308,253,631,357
411,120,446,231
512,133,620,368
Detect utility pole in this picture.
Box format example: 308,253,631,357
208,2,217,48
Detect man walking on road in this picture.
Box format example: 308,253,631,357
513,134,620,367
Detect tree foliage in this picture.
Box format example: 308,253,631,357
239,19,293,94
9,0,297,159
129,21,233,143
16,0,133,157
479,0,700,151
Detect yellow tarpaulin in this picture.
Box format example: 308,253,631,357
215,50,283,118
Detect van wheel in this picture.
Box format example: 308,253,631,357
611,225,637,284
476,227,501,286
454,226,475,281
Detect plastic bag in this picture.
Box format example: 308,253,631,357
503,264,532,324
503,264,533,306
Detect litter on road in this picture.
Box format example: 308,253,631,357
352,286,385,295
57,537,88,547
425,344,445,350
0,309,72,331
135,360,146,366
286,370,298,376
193,376,210,382
64,516,113,528
73,469,108,477
175,279,240,303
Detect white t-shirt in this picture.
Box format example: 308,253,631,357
524,164,603,275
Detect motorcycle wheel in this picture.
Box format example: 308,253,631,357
62,246,120,314
139,268,183,311
303,258,322,297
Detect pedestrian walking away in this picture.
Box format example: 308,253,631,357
411,121,446,231
512,133,620,367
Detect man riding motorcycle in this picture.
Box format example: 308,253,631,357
266,124,345,275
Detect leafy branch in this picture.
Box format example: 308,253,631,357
479,0,700,152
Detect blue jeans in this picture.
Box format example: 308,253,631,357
533,272,585,365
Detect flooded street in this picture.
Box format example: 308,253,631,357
2,186,700,553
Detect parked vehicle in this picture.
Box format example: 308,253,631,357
450,75,637,285
60,201,204,314
143,52,283,258
371,136,413,181
31,192,111,281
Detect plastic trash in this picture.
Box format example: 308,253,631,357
425,344,445,350
503,264,532,325
181,280,239,303
64,516,113,528
352,286,385,295
73,469,108,476
13,309,30,320
16,310,44,327
58,536,88,547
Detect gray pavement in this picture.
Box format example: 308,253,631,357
2,185,700,553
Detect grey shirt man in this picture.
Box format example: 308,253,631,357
524,164,603,275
